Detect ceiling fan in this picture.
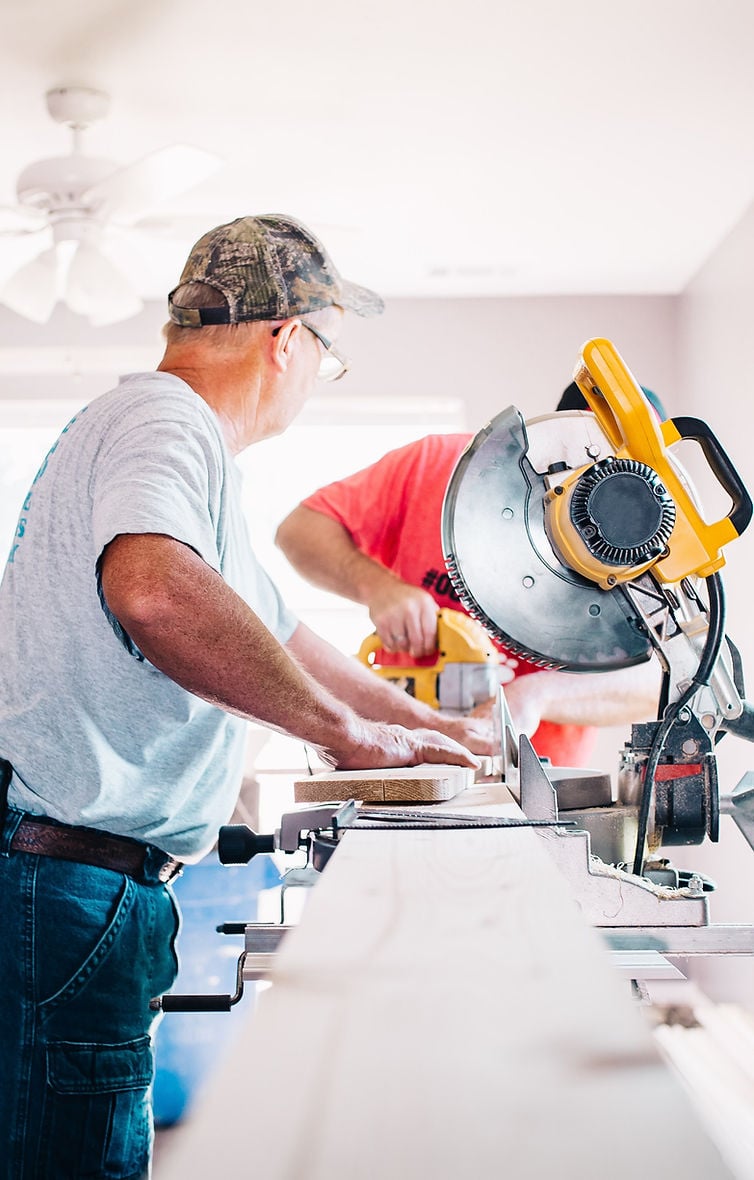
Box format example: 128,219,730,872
0,86,222,326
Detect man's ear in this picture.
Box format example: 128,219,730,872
270,319,301,374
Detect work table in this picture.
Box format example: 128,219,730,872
155,781,731,1178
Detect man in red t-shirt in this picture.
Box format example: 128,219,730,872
276,406,661,766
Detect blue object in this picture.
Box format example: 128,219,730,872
153,852,281,1127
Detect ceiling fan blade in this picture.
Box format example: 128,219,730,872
0,204,48,235
0,246,59,323
65,242,143,325
81,145,222,222
127,212,224,241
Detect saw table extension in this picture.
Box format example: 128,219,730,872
154,781,732,1180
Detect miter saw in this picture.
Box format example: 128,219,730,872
357,607,500,713
442,336,754,945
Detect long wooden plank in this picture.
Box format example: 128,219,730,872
155,784,730,1179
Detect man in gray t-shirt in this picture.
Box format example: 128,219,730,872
0,214,494,1178
1,372,299,860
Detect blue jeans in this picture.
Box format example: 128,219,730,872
0,805,180,1179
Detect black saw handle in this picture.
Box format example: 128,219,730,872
159,993,235,1012
671,416,753,536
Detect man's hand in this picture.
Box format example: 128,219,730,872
429,711,497,757
368,583,439,658
322,719,480,772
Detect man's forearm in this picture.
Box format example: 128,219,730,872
275,506,399,605
100,533,484,771
288,621,445,728
287,622,496,757
276,505,440,656
505,662,662,732
100,533,365,758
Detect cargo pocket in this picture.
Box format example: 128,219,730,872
42,1036,153,1179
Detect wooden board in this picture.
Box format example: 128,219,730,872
293,762,475,803
155,782,731,1180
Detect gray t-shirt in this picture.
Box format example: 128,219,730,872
0,372,298,859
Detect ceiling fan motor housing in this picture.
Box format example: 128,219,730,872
45,85,110,128
15,88,114,213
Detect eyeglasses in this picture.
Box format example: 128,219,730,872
272,320,350,382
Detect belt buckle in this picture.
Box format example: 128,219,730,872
158,858,183,884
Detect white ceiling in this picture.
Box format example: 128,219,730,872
1,0,754,304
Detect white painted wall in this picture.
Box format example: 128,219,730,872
668,202,754,1007
337,293,679,425
0,292,678,416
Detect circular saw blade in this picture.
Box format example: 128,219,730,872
441,406,653,672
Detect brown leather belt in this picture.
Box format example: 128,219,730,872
11,817,183,883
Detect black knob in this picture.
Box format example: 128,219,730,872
570,458,675,567
217,824,276,864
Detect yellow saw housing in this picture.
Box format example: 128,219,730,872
543,338,751,589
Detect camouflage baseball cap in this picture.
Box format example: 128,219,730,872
168,214,384,326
